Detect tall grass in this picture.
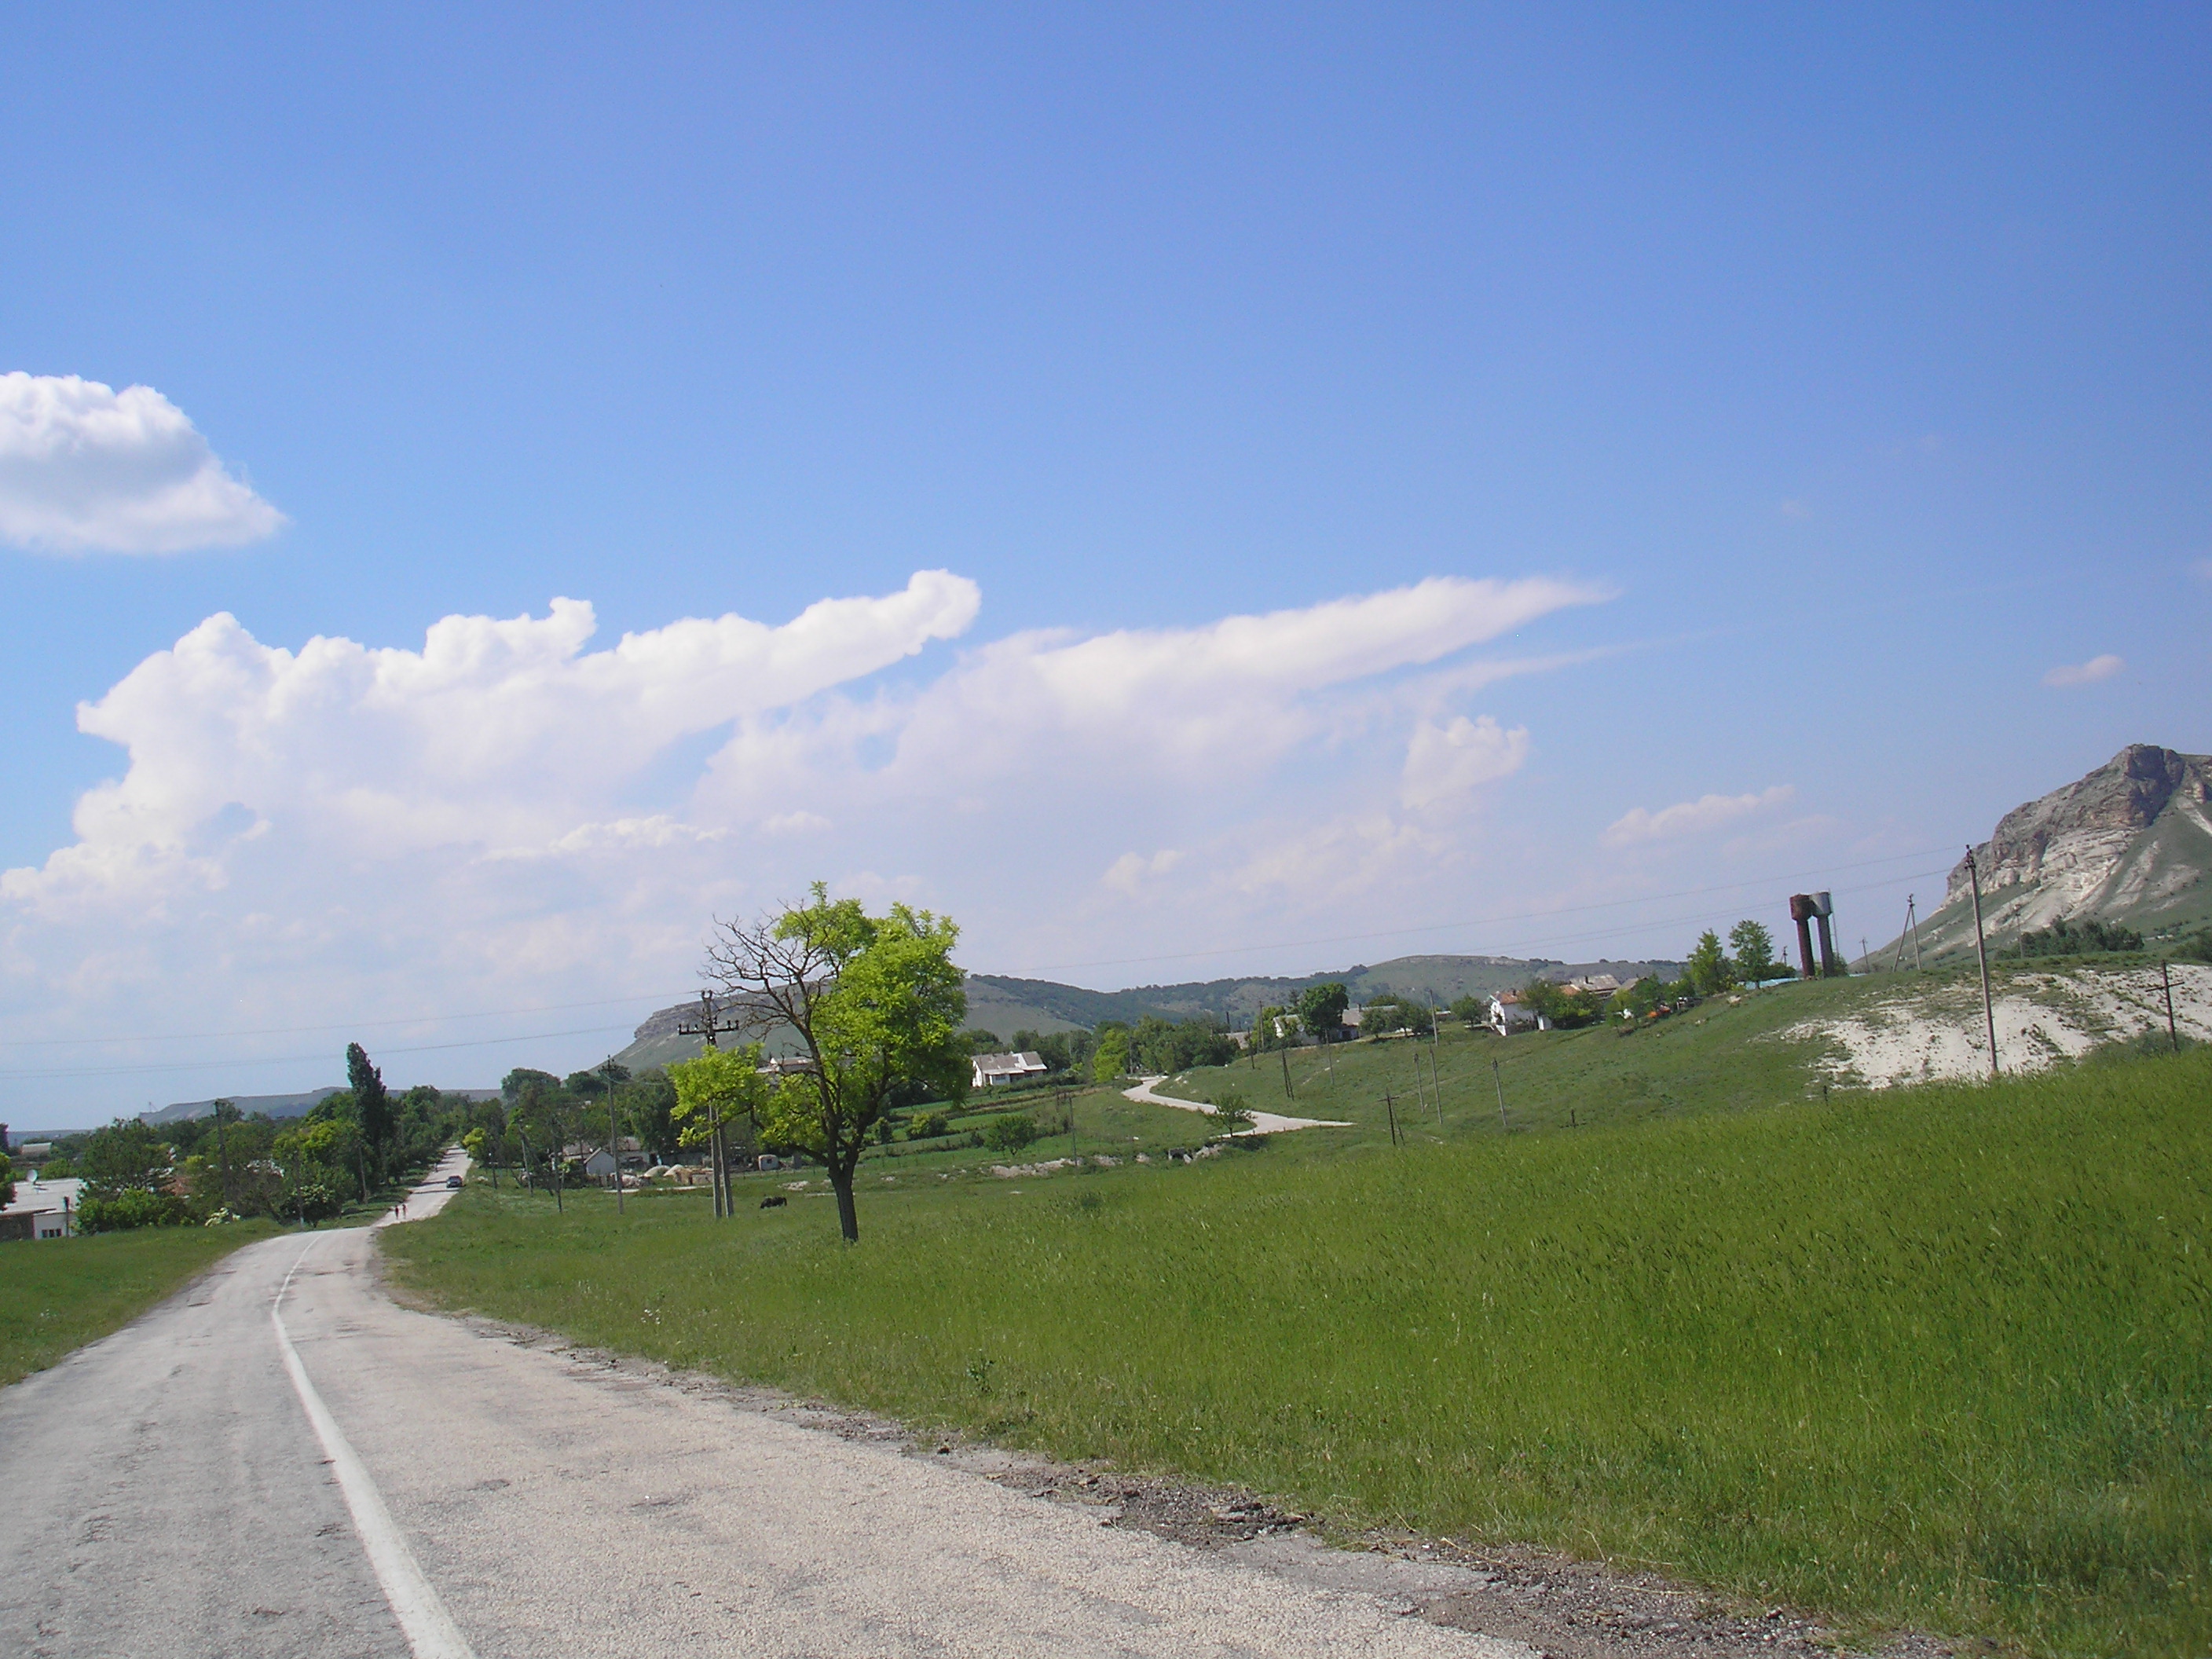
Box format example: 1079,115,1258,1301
386,1052,2212,1657
0,1221,279,1387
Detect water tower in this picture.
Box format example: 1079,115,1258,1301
1789,892,1841,979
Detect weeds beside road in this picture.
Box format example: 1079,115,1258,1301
0,1220,281,1387
386,1050,2212,1658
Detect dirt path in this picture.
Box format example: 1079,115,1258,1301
1125,1072,1353,1133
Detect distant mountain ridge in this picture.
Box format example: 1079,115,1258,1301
145,1088,344,1125
1908,744,2212,958
610,952,1686,1071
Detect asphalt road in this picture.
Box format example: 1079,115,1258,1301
0,1152,1531,1658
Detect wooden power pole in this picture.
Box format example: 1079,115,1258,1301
1966,848,1999,1077
678,991,747,1218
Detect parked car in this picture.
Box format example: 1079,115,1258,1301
445,1175,463,1188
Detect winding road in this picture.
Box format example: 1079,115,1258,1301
1122,1074,1352,1135
0,1148,1523,1658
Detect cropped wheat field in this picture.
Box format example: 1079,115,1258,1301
386,1049,2212,1657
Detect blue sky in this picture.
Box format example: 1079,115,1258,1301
3,5,2207,1126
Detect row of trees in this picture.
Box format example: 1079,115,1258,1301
1090,1015,1240,1079
41,1052,475,1230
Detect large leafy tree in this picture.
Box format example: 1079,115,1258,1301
1728,919,1778,987
1685,930,1736,996
705,883,968,1242
506,1076,579,1210
347,1042,395,1178
1298,982,1350,1040
81,1119,173,1195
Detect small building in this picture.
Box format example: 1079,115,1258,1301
972,1051,1049,1088
3,1174,84,1240
1566,973,1622,998
1488,993,1547,1036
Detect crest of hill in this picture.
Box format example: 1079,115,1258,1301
143,1088,345,1125
613,954,1686,1069
141,1085,504,1126
1903,744,2212,960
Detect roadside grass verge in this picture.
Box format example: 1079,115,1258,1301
385,1051,2212,1657
0,1221,281,1387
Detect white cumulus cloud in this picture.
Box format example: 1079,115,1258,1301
0,373,286,553
1603,785,1796,847
0,569,1608,1115
2041,654,2124,688
1401,715,1530,810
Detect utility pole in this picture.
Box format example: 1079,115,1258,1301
1492,1058,1508,1130
2163,958,2181,1053
1860,937,1872,976
602,1056,624,1217
1382,1090,1400,1146
1279,1041,1294,1101
1908,895,1922,972
1966,848,2000,1078
678,990,746,1219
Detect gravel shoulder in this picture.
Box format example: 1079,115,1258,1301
423,1291,1975,1659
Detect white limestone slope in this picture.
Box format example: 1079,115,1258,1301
1777,964,2212,1089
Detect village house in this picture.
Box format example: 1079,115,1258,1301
2,1174,84,1240
1488,992,1546,1036
972,1051,1049,1089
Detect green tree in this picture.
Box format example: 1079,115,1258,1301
81,1119,173,1195
1729,920,1778,987
707,883,969,1243
982,1113,1039,1154
615,1069,679,1157
1298,982,1350,1041
506,1076,580,1208
1091,1024,1132,1081
1606,976,1667,1020
347,1043,394,1180
500,1068,562,1103
1212,1089,1254,1133
669,1043,771,1196
0,1149,14,1208
1685,930,1736,997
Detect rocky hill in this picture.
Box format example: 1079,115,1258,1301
1908,744,2212,959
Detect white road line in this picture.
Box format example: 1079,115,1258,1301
273,1240,478,1659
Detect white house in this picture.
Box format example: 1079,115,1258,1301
972,1051,1049,1088
4,1174,84,1240
1488,993,1546,1036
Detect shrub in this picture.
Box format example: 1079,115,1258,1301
76,1188,192,1232
2016,917,2144,957
1213,1090,1254,1131
908,1109,951,1141
983,1113,1040,1154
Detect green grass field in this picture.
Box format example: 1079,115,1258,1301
385,1049,2212,1657
0,1220,280,1388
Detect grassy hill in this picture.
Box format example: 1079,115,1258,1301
390,1047,2212,1657
1150,959,2206,1150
